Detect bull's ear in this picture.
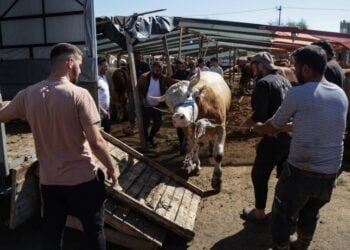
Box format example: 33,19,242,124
189,70,200,87
149,95,166,102
193,86,206,97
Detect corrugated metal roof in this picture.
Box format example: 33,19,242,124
96,16,350,58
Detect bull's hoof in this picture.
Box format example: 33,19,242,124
193,167,201,176
211,178,222,191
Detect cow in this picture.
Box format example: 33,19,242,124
106,67,129,122
152,71,231,190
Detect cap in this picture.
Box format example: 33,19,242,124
174,58,185,64
251,52,277,71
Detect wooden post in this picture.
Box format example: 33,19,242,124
216,41,219,60
125,32,147,151
0,92,8,182
178,26,183,59
229,49,232,85
198,36,203,58
162,36,172,76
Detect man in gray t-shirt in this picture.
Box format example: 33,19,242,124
254,45,348,250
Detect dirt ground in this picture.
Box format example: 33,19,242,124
1,96,350,250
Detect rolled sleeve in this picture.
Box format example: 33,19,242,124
270,89,296,128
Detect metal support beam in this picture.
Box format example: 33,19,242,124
178,26,183,58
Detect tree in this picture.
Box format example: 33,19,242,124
268,18,308,29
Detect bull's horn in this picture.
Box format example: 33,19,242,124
149,95,166,102
190,70,200,87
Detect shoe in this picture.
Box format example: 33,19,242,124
147,137,157,148
240,207,269,224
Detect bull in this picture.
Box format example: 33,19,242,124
152,71,231,190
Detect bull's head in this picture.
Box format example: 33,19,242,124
150,72,203,127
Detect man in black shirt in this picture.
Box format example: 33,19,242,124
312,40,345,88
240,52,292,223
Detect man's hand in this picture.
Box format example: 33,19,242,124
106,167,122,191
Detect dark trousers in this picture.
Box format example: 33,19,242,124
142,106,162,140
127,91,136,125
101,117,111,133
252,135,290,209
41,176,106,250
271,163,335,248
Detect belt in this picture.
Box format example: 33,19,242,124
289,164,337,179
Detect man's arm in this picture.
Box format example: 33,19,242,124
0,101,15,122
84,123,120,188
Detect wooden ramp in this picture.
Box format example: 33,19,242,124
90,131,204,248
9,131,204,249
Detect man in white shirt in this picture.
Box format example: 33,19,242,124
138,62,175,147
97,57,111,133
210,57,224,76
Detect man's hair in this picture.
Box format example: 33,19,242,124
210,57,218,62
50,43,83,62
152,61,162,68
98,56,107,65
292,45,327,75
197,58,204,64
311,40,335,59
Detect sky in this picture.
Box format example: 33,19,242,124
94,0,350,32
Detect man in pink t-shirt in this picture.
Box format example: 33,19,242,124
0,43,119,250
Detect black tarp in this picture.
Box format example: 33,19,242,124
97,15,179,50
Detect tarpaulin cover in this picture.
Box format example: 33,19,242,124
98,16,179,50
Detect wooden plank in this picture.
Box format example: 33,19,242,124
106,185,195,240
126,210,167,247
126,166,155,197
145,175,170,210
101,131,204,197
174,189,193,228
155,181,177,217
105,202,165,246
184,194,201,230
66,215,158,250
164,186,186,222
119,162,147,191
110,146,128,161
137,170,163,204
104,227,157,250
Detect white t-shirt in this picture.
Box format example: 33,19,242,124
97,74,110,111
146,77,161,107
210,66,224,76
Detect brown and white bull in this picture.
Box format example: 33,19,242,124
153,71,231,190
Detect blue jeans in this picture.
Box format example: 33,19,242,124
41,174,106,250
271,163,336,249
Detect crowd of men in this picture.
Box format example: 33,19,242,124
0,40,347,250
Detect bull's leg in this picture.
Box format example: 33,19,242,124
183,127,201,175
211,126,226,191
192,144,201,176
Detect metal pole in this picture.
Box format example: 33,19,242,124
216,41,219,60
125,32,147,151
229,49,232,85
0,91,8,182
178,26,183,59
199,36,203,58
162,36,172,76
277,5,282,26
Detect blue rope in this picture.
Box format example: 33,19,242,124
173,99,196,123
